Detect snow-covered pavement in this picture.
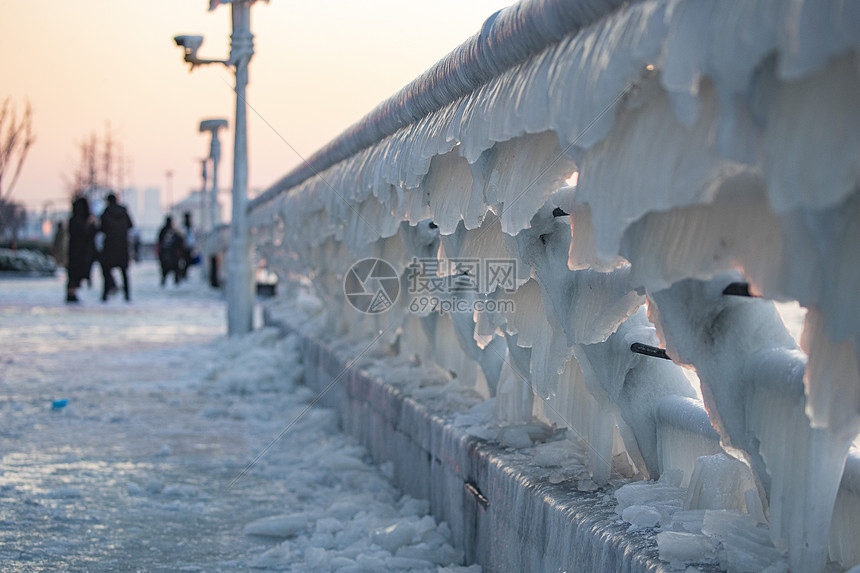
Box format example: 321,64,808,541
0,262,476,572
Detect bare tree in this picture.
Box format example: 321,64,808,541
0,97,36,203
62,125,127,202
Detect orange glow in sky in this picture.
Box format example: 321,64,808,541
1,0,511,212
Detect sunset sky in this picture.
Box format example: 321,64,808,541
1,0,511,213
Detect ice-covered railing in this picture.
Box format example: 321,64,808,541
248,0,860,571
202,223,230,258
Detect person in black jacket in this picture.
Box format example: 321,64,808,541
157,215,186,287
66,196,97,303
99,193,134,301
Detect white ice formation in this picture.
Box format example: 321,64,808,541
247,0,860,570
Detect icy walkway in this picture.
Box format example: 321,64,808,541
0,262,474,572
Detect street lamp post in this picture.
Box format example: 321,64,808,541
199,157,208,219
165,169,174,215
175,0,261,336
198,156,208,239
198,119,228,233
199,118,228,289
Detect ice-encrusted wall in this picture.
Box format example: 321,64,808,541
248,1,860,571
279,324,669,572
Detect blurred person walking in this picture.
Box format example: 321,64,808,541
157,215,186,287
99,193,134,302
130,228,142,263
65,197,97,303
52,220,68,269
182,211,197,277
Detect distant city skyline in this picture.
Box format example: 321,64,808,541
1,0,512,212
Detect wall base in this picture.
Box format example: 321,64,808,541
267,313,668,573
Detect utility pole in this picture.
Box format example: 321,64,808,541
174,0,262,335
199,118,228,289
165,170,173,215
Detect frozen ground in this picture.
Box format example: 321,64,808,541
0,262,476,572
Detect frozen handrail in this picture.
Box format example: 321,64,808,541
656,396,721,443
247,0,860,570
249,0,632,209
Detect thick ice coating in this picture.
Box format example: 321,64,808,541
247,0,860,571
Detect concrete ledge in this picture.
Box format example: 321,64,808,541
268,313,668,572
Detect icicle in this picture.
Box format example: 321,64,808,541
801,308,860,441
510,201,643,347
481,132,576,236
423,151,487,235
619,175,784,295
655,395,723,488
829,453,860,569
494,341,535,425
761,54,860,213
557,356,615,485
503,279,571,398
574,308,696,479
577,77,747,262
649,274,853,573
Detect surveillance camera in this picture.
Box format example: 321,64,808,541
174,35,204,52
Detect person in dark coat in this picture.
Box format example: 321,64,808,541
99,193,134,301
66,197,97,303
52,220,68,270
182,211,196,278
157,215,186,287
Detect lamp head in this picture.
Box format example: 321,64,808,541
174,35,204,63
199,119,229,133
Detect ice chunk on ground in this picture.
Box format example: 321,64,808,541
621,505,661,529
666,509,706,534
702,510,787,573
44,486,83,499
319,455,371,473
385,555,437,570
532,440,574,467
315,516,344,534
464,425,498,441
356,554,387,570
126,482,144,496
683,453,758,512
162,484,196,498
249,541,291,568
615,480,685,525
438,566,482,573
304,546,329,569
326,495,376,520
399,496,430,518
656,531,716,563
498,426,533,449
577,478,599,492
396,542,464,566
371,519,417,552
145,478,164,494
244,513,314,538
